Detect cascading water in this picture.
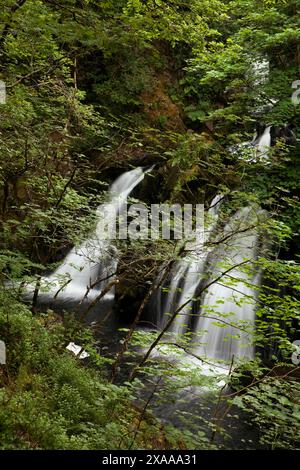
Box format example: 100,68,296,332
26,167,147,318
252,58,269,86
153,127,270,363
194,206,262,362
230,125,272,163
154,194,223,335
251,125,271,158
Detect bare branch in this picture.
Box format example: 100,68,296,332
129,259,252,381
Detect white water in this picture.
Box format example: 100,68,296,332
155,196,263,364
156,194,223,335
22,161,264,363
194,207,261,362
169,195,223,335
230,125,272,162
28,167,146,309
252,58,269,86
252,125,271,159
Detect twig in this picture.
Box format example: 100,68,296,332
128,377,162,450
110,260,173,383
129,259,251,382
31,276,41,313
79,278,119,321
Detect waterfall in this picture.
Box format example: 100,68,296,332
252,58,269,86
230,124,272,162
150,123,270,363
151,121,273,362
251,125,271,158
155,194,223,335
154,196,262,364
27,167,147,317
194,206,261,362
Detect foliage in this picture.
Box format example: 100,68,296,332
0,0,300,452
232,373,300,449
0,290,185,450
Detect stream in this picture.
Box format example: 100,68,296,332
19,128,273,448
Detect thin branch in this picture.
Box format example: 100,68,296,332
6,63,60,88
31,275,41,313
53,279,72,299
0,0,28,51
79,278,119,321
223,364,300,399
55,167,77,208
128,377,162,450
159,342,229,371
129,259,252,381
210,355,235,444
110,260,173,383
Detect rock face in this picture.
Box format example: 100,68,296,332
140,72,185,132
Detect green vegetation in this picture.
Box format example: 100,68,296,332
0,291,188,450
0,0,299,450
